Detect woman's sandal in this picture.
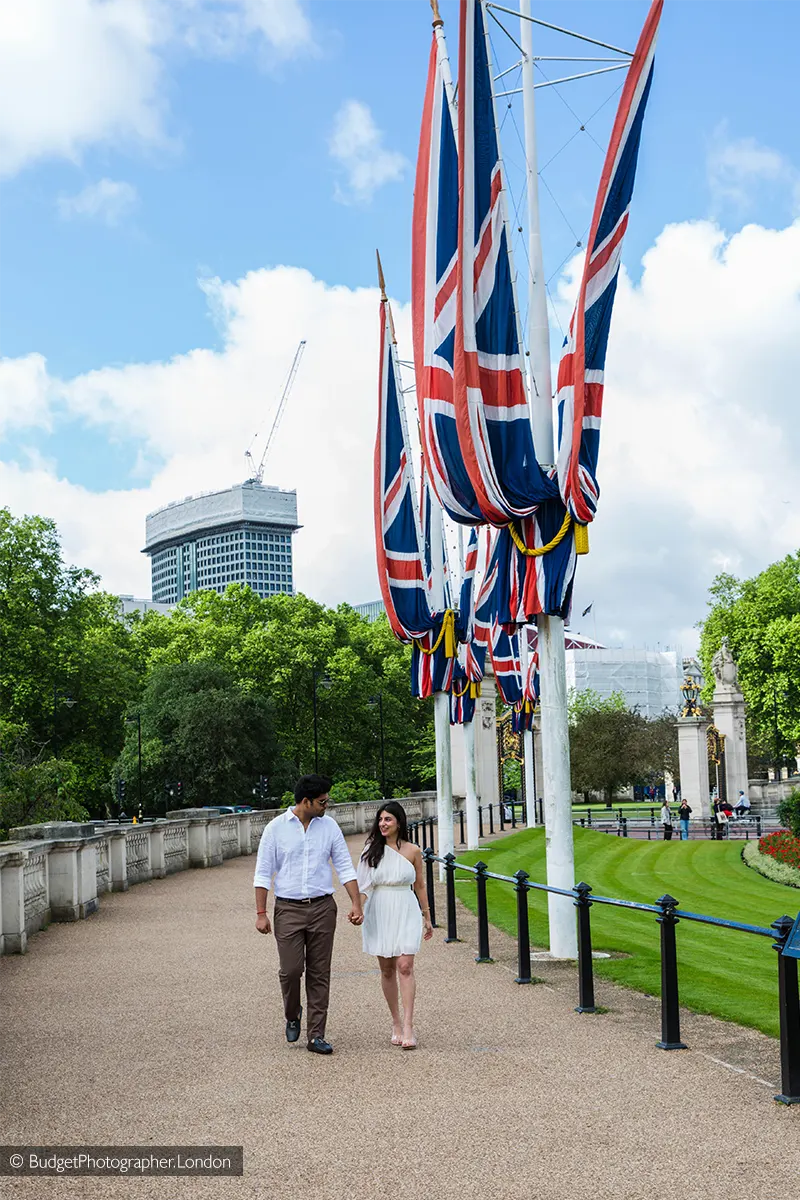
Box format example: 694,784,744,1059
401,1033,418,1051
391,1032,404,1046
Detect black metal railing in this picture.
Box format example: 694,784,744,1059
408,802,530,852
421,846,800,1106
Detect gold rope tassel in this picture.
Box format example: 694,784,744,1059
414,609,457,658
507,513,590,557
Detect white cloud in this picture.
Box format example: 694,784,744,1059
0,0,313,176
2,218,800,652
58,178,139,225
174,0,313,58
707,124,799,215
329,99,408,204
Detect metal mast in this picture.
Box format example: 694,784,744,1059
520,0,576,958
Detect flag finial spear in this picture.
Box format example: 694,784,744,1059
430,0,443,28
376,249,388,303
376,250,397,344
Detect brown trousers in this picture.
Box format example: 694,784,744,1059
273,895,337,1041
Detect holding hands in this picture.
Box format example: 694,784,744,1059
347,907,364,926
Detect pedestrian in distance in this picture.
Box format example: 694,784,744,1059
253,774,364,1056
734,790,751,818
660,800,673,840
678,799,692,840
713,797,729,840
356,801,433,1050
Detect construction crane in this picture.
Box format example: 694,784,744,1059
244,339,306,485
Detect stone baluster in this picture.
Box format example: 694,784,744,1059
1,852,27,953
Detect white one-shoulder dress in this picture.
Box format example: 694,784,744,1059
356,845,423,958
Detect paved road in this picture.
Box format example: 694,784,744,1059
1,835,798,1200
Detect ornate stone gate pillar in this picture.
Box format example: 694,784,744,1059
711,638,749,804
677,715,711,821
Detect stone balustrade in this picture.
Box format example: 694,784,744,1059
0,793,443,956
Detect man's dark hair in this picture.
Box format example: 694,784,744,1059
294,774,332,805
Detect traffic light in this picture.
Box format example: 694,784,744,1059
176,780,183,802
116,778,126,806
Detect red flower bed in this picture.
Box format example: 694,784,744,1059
759,830,800,870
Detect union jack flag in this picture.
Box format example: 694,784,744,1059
556,0,663,525
490,627,523,706
453,0,558,526
455,526,479,641
413,23,484,525
374,296,433,642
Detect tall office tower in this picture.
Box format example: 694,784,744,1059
144,482,299,603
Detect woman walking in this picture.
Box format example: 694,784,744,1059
356,801,433,1049
660,800,673,840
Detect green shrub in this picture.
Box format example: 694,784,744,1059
392,785,410,799
280,790,294,808
742,841,800,889
777,790,800,838
329,778,383,805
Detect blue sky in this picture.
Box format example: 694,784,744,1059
1,0,799,649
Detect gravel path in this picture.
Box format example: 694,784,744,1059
1,834,798,1200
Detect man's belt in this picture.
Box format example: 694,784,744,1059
275,894,331,905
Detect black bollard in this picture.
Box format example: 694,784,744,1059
459,808,465,846
423,847,437,928
514,870,532,984
772,915,800,1104
488,803,494,835
478,805,484,839
574,882,597,1013
474,862,493,963
499,799,506,830
656,894,687,1050
511,802,517,829
444,853,459,943
587,808,592,827
650,808,655,826
621,816,628,838
756,815,762,838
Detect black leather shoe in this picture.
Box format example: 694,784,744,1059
285,1006,302,1044
306,1037,333,1055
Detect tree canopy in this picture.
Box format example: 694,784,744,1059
568,689,678,804
698,555,800,766
0,508,435,825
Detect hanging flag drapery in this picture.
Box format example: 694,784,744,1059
450,527,483,724
413,20,484,525
453,0,559,527
512,636,539,733
556,0,663,526
374,267,455,699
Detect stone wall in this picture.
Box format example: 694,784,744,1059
0,793,445,956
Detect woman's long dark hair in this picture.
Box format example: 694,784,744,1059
361,801,409,869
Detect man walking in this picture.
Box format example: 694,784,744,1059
254,774,363,1055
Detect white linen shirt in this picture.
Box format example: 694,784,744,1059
253,809,357,898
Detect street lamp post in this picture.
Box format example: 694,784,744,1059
126,713,143,821
368,694,386,797
773,679,784,781
52,688,76,758
311,666,332,774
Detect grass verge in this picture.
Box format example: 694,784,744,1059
456,827,800,1038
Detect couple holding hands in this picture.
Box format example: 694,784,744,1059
254,775,433,1054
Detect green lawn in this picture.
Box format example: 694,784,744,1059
455,827,800,1037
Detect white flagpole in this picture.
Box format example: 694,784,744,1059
520,0,576,958
379,246,452,872
430,499,454,876
521,628,536,826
